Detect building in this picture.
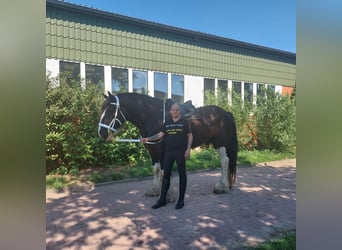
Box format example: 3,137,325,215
46,0,296,107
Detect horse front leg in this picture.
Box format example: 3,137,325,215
166,174,177,202
145,162,162,197
213,147,230,194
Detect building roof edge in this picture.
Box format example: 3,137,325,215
47,0,296,60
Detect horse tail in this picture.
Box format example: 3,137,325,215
226,112,238,184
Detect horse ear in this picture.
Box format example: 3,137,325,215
108,91,113,97
103,93,108,99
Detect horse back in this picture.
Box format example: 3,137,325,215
189,105,236,148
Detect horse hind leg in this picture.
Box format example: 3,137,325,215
145,162,162,197
213,146,230,194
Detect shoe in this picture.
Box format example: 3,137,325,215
152,200,167,209
175,200,184,210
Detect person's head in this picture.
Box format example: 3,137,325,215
170,103,180,119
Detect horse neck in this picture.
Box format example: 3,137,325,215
119,94,164,135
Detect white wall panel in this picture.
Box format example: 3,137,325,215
184,75,204,107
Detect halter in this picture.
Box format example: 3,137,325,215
99,94,163,145
98,95,127,132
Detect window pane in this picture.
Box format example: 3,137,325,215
171,74,184,103
85,64,104,88
257,83,265,96
232,81,241,94
218,80,228,93
268,84,275,93
245,82,253,103
112,67,128,93
218,79,228,105
204,78,215,105
133,70,148,94
232,81,241,105
59,61,80,86
154,72,168,101
257,83,266,105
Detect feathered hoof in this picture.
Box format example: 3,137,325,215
145,187,160,197
213,182,229,194
166,188,177,203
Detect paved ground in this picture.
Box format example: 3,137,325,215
46,159,296,250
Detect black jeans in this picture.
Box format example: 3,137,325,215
160,148,187,202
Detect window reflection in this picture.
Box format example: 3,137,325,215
204,78,215,105
218,80,228,93
257,83,266,105
232,81,241,94
112,67,128,93
171,74,184,103
218,79,228,105
59,61,80,86
268,84,275,93
154,72,168,101
86,64,104,88
133,70,148,94
245,82,253,103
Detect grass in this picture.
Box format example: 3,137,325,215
46,175,69,191
250,231,296,250
46,148,295,188
237,150,295,166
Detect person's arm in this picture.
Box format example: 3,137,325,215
141,132,164,144
184,132,193,160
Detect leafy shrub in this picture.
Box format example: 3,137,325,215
46,74,149,174
254,88,296,153
204,87,296,153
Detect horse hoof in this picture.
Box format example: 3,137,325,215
213,182,228,194
213,188,227,194
145,187,160,197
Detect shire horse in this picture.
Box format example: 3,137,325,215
98,92,238,200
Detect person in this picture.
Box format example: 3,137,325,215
141,102,193,210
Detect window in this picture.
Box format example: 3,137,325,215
218,79,228,103
204,78,215,105
218,80,228,93
256,83,266,105
232,81,241,104
244,82,253,103
171,74,184,103
154,72,168,101
85,64,104,88
268,84,275,93
133,70,148,94
112,67,128,93
59,61,80,86
232,81,241,94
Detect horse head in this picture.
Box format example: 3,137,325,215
98,91,127,140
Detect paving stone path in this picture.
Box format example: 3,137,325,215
46,159,296,249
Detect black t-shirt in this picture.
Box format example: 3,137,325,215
163,116,191,151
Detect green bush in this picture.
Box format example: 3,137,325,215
204,87,296,153
46,74,149,174
254,88,296,153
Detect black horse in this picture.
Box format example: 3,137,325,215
98,92,238,199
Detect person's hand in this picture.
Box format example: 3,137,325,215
141,138,148,144
184,148,191,160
